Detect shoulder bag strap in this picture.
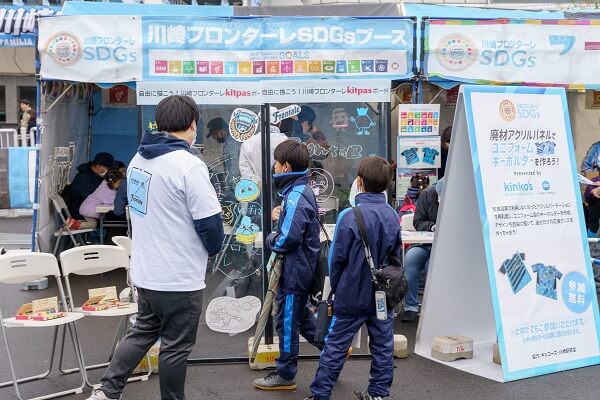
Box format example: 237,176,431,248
352,206,379,282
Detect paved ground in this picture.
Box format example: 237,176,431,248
0,270,598,400
1,217,599,399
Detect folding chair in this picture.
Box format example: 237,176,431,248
49,194,94,255
111,236,134,292
58,245,151,386
0,252,87,400
111,236,131,258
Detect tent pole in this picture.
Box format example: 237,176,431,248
260,103,274,346
43,83,73,114
32,17,42,252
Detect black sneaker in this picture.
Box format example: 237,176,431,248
253,372,296,390
353,390,384,400
400,310,419,322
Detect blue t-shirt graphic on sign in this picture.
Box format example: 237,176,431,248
400,148,419,165
422,147,440,165
128,167,152,217
499,252,531,294
532,263,563,300
535,141,556,156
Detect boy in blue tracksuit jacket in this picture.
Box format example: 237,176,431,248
307,157,402,400
254,140,322,391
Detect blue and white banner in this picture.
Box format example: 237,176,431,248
0,6,59,48
142,17,414,81
425,19,600,87
38,15,414,82
39,15,142,83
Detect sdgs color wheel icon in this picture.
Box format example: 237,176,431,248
45,32,82,67
435,34,478,72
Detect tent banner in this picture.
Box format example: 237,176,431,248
142,16,414,81
136,79,391,105
39,15,143,83
0,6,59,48
424,19,600,87
38,15,415,83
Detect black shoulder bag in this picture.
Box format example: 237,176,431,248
352,206,408,309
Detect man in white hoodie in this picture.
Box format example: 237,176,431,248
239,106,289,185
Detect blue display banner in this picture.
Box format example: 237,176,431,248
142,16,415,81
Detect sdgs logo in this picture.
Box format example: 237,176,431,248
45,32,82,67
499,100,516,122
436,34,479,72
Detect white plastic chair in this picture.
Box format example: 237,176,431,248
111,236,134,289
111,236,131,258
0,252,86,400
58,245,150,385
49,194,94,255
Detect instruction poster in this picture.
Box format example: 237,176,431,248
464,86,600,380
398,104,440,135
397,136,441,169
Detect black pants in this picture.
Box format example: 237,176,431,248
101,287,203,400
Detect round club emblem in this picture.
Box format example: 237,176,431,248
46,32,82,67
499,100,516,122
436,34,478,72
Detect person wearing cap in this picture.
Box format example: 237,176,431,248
66,152,115,220
292,105,317,142
239,106,289,185
400,177,444,322
205,117,241,176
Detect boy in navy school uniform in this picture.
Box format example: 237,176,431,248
253,140,323,390
306,157,402,400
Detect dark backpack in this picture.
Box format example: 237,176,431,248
299,191,331,303
310,221,331,304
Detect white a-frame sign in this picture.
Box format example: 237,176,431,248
415,85,600,382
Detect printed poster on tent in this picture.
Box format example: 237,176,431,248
463,85,600,380
398,103,440,136
397,136,441,169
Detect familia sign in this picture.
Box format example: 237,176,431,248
38,15,414,83
425,19,600,86
416,85,600,382
0,6,59,48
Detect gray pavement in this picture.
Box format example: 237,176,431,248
0,271,598,400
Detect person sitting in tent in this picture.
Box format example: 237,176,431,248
64,152,114,220
112,161,128,219
66,169,124,230
400,177,444,323
581,141,600,174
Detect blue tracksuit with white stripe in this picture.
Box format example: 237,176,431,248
266,171,322,380
310,192,402,400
